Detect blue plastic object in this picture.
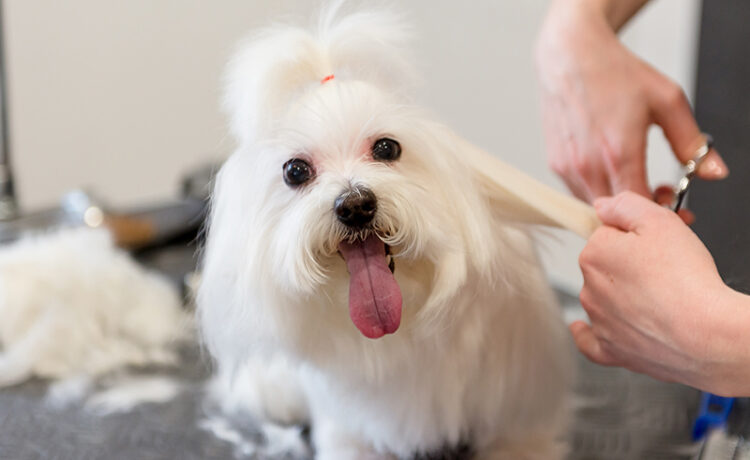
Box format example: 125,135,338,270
692,392,735,441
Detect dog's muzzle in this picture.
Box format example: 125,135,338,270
334,186,377,228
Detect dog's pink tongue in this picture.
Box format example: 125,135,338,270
338,235,402,339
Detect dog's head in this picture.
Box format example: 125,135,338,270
200,5,554,350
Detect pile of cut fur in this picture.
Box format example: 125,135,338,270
0,227,189,410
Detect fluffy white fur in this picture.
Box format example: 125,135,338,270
199,5,572,459
0,227,188,388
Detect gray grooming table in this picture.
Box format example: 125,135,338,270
0,341,703,460
0,246,709,460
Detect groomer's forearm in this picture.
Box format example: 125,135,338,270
569,0,652,31
597,0,651,31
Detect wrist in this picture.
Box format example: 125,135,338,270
697,287,750,396
545,0,648,32
536,0,613,57
597,0,650,31
534,0,620,87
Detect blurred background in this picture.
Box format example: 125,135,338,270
2,0,701,291
4,0,700,291
3,2,731,460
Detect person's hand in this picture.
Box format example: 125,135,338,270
535,0,728,203
573,191,750,394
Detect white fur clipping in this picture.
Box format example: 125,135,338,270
199,415,310,459
0,227,188,388
85,375,182,415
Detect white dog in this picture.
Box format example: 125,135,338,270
199,5,576,459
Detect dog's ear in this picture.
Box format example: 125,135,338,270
454,134,600,239
223,5,415,147
223,28,324,147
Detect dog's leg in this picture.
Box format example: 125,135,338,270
211,352,309,426
313,416,396,460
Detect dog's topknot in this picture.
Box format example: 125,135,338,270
223,1,416,147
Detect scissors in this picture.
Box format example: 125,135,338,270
672,134,714,212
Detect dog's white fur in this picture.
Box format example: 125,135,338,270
199,5,572,459
0,227,187,388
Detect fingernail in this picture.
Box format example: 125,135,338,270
700,154,729,180
678,209,696,226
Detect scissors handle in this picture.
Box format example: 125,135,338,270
673,134,714,212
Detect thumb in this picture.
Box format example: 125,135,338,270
593,191,659,232
647,76,729,180
569,321,616,366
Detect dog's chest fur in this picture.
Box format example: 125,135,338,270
292,242,565,456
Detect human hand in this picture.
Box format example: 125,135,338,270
535,0,728,203
572,191,747,393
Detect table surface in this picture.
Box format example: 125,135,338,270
0,318,703,460
0,246,704,460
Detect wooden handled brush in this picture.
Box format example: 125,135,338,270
456,133,601,239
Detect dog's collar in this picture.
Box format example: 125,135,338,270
321,74,335,84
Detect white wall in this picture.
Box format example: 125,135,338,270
4,0,700,289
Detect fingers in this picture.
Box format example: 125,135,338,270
569,321,616,366
653,185,674,206
558,172,598,203
547,115,650,202
548,145,603,202
600,134,652,198
646,70,729,180
677,209,694,225
607,161,651,199
544,104,613,202
696,151,730,180
578,156,613,201
653,184,695,224
593,191,662,232
566,154,613,202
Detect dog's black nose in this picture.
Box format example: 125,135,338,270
334,187,377,228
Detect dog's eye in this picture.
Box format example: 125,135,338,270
283,158,314,187
372,138,401,162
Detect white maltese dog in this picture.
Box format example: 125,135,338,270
199,5,577,459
